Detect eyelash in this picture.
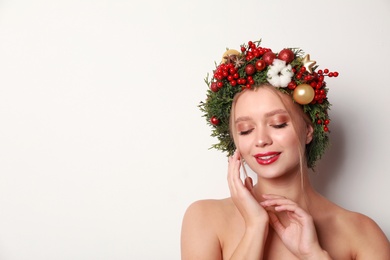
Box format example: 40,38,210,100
239,129,253,135
238,123,288,135
273,122,288,129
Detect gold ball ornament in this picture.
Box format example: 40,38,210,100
221,49,240,63
293,84,315,105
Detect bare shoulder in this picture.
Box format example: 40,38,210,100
182,198,236,230
183,197,235,219
342,210,390,259
318,202,390,259
181,198,236,260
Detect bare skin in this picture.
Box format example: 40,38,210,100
181,189,390,259
181,87,390,259
181,153,390,259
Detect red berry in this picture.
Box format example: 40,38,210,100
210,82,219,92
333,72,339,77
324,119,330,125
324,69,329,74
287,81,297,90
324,126,329,132
210,116,220,125
215,73,222,81
240,46,246,52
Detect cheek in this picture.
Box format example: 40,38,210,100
274,130,301,148
235,135,252,154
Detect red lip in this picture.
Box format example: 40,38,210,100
254,152,281,165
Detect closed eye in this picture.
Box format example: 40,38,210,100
239,129,254,135
272,123,288,129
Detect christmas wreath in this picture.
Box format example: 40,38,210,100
199,39,339,168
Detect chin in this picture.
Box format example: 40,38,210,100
249,161,301,180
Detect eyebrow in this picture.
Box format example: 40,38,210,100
235,109,288,123
265,109,288,118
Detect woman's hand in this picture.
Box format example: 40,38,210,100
260,194,329,259
227,151,269,228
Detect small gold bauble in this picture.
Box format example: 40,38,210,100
293,84,315,105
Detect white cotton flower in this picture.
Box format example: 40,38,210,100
267,59,294,88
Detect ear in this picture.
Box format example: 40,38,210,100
305,124,314,144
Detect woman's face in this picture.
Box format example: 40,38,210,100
233,87,312,179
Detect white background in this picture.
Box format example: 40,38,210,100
0,0,389,259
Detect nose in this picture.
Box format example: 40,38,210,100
255,127,272,147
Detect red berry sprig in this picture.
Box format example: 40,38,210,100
212,63,239,90
318,69,339,78
241,41,272,61
317,118,330,132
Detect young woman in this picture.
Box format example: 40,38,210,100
181,39,390,259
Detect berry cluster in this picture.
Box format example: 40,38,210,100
317,118,331,132
212,63,242,89
241,41,272,61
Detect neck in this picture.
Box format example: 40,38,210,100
252,166,316,209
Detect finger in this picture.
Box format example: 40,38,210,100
262,194,287,199
227,151,241,193
268,211,286,236
260,198,296,208
230,152,243,187
273,204,310,219
244,176,253,191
